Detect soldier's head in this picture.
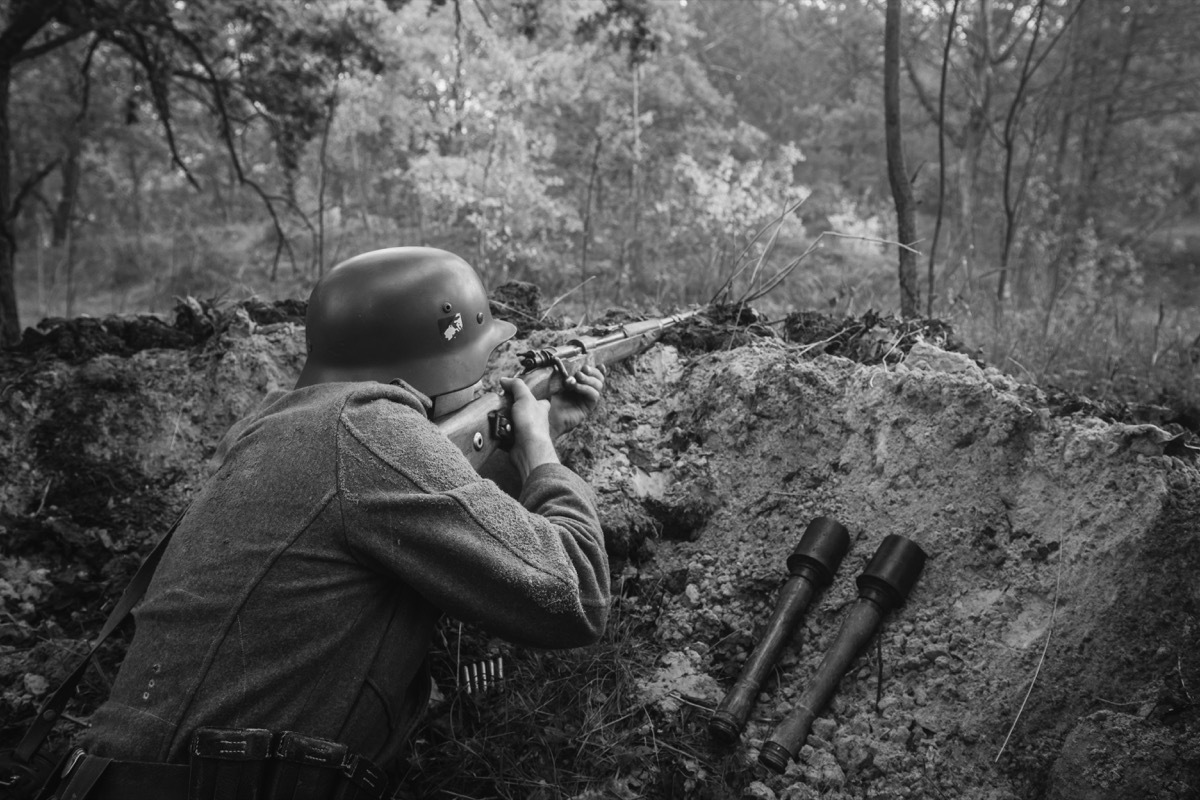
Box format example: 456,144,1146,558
296,247,516,414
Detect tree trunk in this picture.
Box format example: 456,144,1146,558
954,0,995,269
996,0,1049,303
580,135,603,311
0,0,69,345
316,83,339,278
0,65,19,347
884,0,920,318
928,0,962,316
622,62,643,303
52,134,82,247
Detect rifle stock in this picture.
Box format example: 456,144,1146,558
437,309,701,470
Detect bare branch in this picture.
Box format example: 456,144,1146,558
903,50,942,124
0,0,70,64
103,27,203,191
8,159,61,223
158,18,301,273
12,27,91,63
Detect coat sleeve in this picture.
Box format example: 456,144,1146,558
336,390,610,649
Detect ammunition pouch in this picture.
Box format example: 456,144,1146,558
44,729,391,800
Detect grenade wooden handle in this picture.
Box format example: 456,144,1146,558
709,517,849,743
760,534,927,773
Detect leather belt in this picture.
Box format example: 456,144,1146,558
48,729,392,800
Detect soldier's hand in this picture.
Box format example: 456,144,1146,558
499,376,559,480
549,364,605,439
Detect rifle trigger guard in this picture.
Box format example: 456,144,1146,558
488,409,515,450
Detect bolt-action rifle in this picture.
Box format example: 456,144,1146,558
437,309,703,469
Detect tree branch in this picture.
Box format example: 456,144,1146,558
12,27,92,63
159,18,301,273
8,158,61,223
0,0,70,65
903,50,941,126
104,27,202,191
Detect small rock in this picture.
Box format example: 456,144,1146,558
805,748,846,789
23,673,49,696
811,718,837,740
743,781,777,800
808,734,833,752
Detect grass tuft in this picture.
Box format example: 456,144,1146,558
406,585,749,800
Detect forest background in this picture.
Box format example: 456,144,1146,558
1,0,1198,409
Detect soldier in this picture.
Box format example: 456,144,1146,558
66,247,609,799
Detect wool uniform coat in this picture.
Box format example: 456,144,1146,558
82,380,611,775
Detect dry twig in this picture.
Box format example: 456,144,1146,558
995,543,1066,762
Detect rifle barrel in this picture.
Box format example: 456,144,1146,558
443,308,704,469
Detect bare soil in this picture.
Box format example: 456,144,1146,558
1,298,1198,799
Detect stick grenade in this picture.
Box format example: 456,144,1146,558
758,534,927,773
708,517,850,744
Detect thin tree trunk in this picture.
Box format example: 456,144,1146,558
447,0,465,156
955,0,995,268
996,0,1048,302
350,135,372,233
581,135,603,310
1079,9,1138,240
64,223,76,318
477,133,497,282
884,0,920,317
315,81,339,278
0,0,72,344
0,65,19,346
928,0,961,316
52,135,82,247
127,147,143,247
622,62,643,304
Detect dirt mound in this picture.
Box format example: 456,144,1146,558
570,335,1200,799
1,308,1198,799
12,298,308,362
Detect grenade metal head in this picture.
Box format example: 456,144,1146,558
786,516,851,586
855,534,927,609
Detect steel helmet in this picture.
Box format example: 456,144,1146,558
296,247,517,396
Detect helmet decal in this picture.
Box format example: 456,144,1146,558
440,313,464,342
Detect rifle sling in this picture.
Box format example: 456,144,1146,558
13,508,189,764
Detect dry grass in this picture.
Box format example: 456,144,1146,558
404,588,748,800
951,292,1200,411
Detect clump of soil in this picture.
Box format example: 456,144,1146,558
1,303,1198,799
14,297,308,362
490,280,569,336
